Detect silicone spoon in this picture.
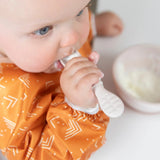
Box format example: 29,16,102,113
60,51,124,118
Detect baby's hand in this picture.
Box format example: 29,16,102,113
60,52,104,108
95,11,123,37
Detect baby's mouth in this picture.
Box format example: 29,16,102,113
54,60,64,70
44,49,76,73
44,60,64,73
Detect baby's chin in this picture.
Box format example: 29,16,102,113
16,60,63,73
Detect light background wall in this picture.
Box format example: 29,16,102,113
96,0,160,45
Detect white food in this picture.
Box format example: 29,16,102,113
118,65,160,102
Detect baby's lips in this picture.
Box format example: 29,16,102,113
54,60,64,70
44,60,63,73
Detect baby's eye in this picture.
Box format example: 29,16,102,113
77,9,84,17
33,26,53,36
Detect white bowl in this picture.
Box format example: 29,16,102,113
112,44,160,113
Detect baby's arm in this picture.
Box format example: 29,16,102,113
60,51,103,109
95,11,123,37
0,63,109,160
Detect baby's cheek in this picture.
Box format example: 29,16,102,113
12,51,53,72
78,10,90,43
80,25,89,45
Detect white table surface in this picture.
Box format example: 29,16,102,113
90,0,160,160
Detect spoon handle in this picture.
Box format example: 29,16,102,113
60,51,124,118
94,80,124,118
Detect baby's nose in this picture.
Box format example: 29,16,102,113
60,30,79,48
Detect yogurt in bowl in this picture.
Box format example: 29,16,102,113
112,44,160,113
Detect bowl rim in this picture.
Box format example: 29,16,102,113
112,43,160,107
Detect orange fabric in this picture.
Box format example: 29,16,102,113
0,11,109,160
79,10,93,58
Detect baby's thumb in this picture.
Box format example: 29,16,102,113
88,51,100,64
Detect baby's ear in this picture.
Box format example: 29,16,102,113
88,51,100,64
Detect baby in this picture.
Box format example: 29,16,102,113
0,0,123,159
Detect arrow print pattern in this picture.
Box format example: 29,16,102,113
65,119,82,140
3,117,16,133
39,135,54,150
3,95,18,109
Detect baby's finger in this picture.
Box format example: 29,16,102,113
88,51,100,64
64,56,88,69
63,57,97,76
76,72,103,92
72,66,104,85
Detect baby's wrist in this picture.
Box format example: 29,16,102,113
64,97,99,115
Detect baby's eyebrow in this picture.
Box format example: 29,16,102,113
86,0,93,8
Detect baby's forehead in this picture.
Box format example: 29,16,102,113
0,0,88,22
0,0,90,35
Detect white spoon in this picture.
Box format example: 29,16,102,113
60,51,124,118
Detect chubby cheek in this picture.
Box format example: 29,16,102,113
12,48,57,73
80,24,89,45
0,24,58,72
13,51,54,72
3,39,57,72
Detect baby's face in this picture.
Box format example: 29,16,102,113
0,0,90,72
